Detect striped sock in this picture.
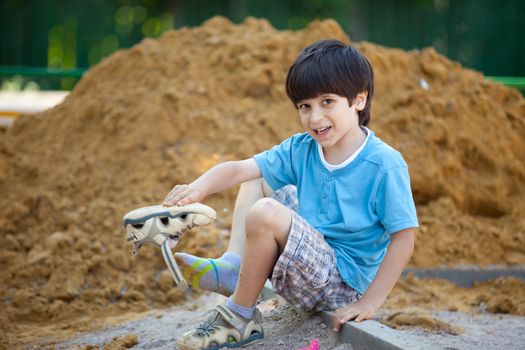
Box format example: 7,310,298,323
175,252,241,296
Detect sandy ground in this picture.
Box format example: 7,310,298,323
53,294,351,350
50,293,525,350
387,310,525,349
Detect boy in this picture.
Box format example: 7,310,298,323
163,39,418,349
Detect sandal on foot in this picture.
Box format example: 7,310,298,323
176,303,264,350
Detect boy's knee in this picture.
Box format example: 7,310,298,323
246,198,280,235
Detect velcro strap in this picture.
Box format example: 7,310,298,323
215,304,246,331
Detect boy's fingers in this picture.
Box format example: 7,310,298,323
171,195,188,206
333,318,347,332
355,310,373,322
164,185,189,202
333,312,353,332
332,313,340,332
180,199,191,205
177,196,194,206
341,311,358,323
164,193,180,205
164,186,192,205
164,193,177,204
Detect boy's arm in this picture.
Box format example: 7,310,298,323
332,228,415,332
163,158,261,206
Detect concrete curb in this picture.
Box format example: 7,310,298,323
318,311,441,350
319,311,402,350
402,265,525,287
262,285,435,350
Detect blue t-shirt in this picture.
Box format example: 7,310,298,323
254,130,418,294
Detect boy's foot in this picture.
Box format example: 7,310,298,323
176,303,264,350
175,252,241,296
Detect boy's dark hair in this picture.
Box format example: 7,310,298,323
285,39,374,126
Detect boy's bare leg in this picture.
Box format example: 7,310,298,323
175,178,273,296
231,198,292,307
227,178,273,255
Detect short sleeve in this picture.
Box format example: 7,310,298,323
253,136,298,190
375,166,419,234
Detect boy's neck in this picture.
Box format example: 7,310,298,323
322,127,367,165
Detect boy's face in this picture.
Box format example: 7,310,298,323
296,93,366,150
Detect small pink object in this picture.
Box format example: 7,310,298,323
297,338,319,350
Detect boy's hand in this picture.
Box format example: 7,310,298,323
163,184,204,206
332,299,379,332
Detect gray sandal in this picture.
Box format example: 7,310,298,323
177,303,264,349
123,203,216,290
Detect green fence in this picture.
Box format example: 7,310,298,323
1,0,524,90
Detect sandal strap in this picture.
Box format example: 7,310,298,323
161,240,188,290
215,304,248,332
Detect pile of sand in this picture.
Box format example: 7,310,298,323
386,275,525,316
0,16,524,348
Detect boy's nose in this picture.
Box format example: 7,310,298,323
310,107,324,122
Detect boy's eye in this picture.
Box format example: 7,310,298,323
298,103,309,110
322,98,334,105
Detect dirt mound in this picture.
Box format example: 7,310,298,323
386,275,525,316
83,334,139,350
0,16,524,348
383,309,463,335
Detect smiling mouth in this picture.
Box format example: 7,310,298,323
314,126,332,135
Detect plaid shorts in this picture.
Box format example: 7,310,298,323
270,185,361,312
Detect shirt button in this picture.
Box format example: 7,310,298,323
321,193,328,199
326,176,333,182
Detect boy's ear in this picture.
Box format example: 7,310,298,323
353,92,368,111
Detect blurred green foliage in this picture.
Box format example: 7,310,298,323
1,0,524,90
